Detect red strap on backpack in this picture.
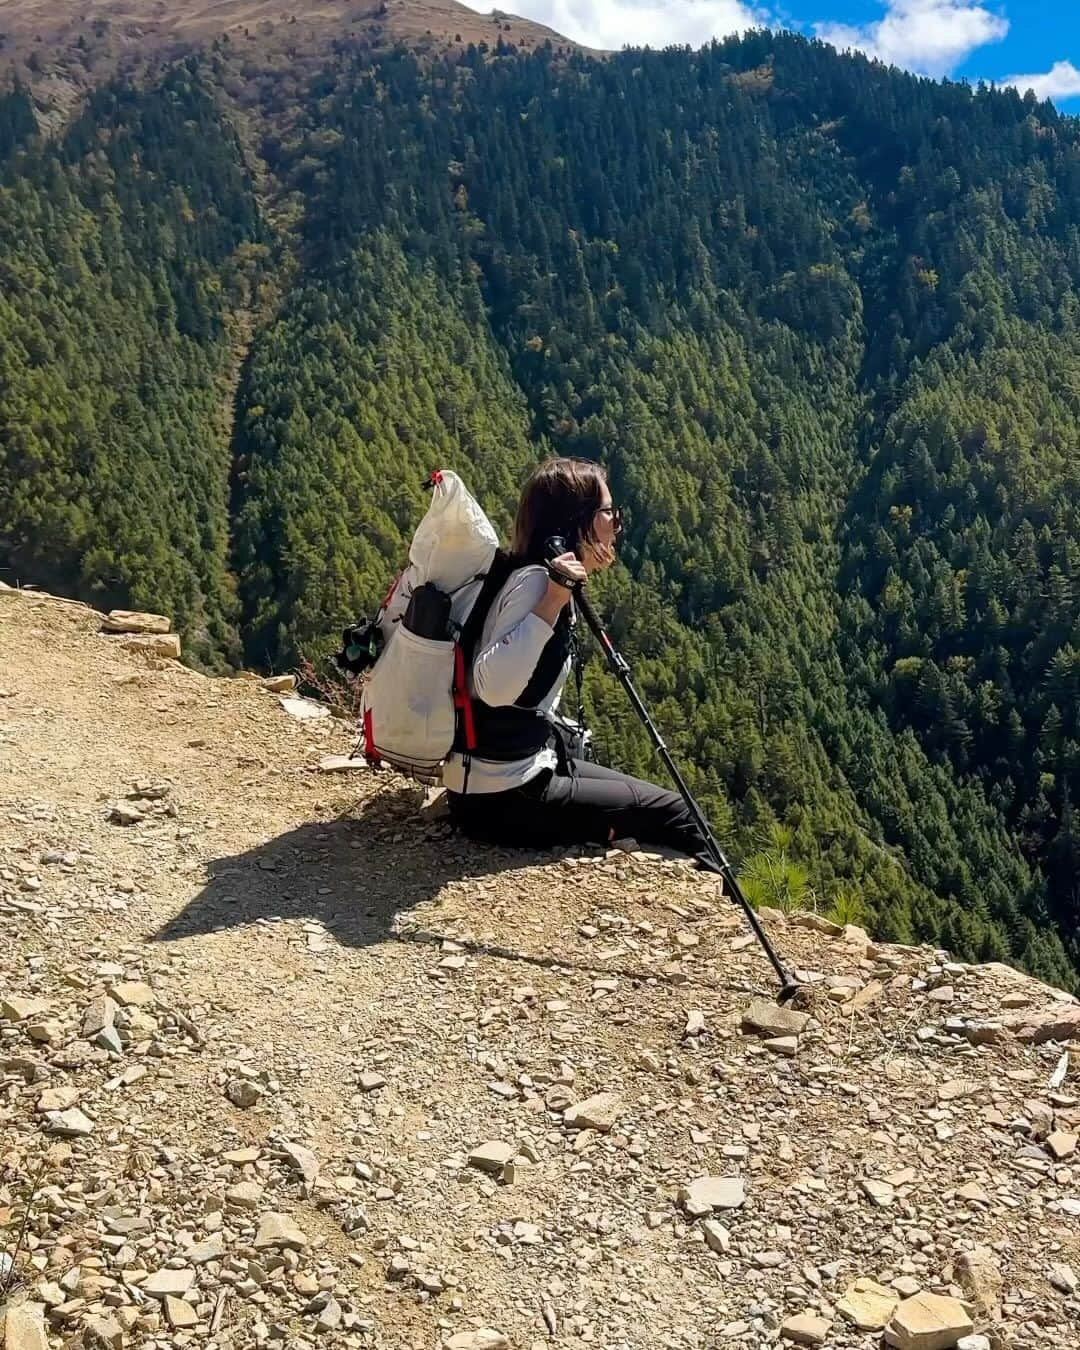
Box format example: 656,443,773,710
452,643,477,751
362,708,380,764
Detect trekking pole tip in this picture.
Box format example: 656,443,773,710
776,980,802,1006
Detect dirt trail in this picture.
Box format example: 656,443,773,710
1,587,1078,1350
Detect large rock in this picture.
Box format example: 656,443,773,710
791,912,843,936
101,610,171,634
678,1176,745,1216
741,998,810,1039
1007,1004,1080,1045
884,1292,974,1350
563,1092,622,1133
115,633,182,660
4,1300,49,1350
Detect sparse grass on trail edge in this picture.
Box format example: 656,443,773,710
294,651,366,721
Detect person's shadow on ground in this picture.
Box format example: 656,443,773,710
153,784,642,979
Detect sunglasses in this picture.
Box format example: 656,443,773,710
594,504,623,533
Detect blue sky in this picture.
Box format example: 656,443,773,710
461,1,1080,110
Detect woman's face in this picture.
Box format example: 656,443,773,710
583,479,619,571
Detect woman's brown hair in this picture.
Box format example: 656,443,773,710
510,456,608,563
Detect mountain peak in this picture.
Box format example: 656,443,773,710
0,0,587,106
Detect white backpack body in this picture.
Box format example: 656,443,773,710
359,471,500,783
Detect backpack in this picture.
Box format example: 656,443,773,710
335,470,514,784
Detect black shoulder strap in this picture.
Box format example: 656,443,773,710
457,549,516,663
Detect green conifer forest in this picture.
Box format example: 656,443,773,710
4,31,1080,986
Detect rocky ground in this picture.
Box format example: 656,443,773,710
1,585,1079,1350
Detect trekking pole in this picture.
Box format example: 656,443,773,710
550,551,800,1004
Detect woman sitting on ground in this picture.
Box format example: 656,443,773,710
443,456,719,872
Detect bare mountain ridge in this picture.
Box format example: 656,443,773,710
0,0,588,112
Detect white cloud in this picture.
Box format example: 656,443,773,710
1001,60,1080,102
460,0,768,52
815,1,1008,78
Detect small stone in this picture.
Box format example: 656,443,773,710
46,1107,94,1137
358,1071,386,1092
94,1024,124,1055
254,1213,308,1251
955,1246,1002,1316
1,997,50,1022
141,1269,195,1299
445,1333,509,1350
838,1278,899,1330
81,996,117,1039
3,1300,49,1350
222,1146,261,1164
318,753,367,773
109,981,155,1008
702,1220,730,1253
956,1338,991,1350
780,1313,832,1346
937,1079,980,1103
226,1078,263,1108
684,1009,706,1037
563,1092,622,1132
678,1176,745,1216
226,1181,264,1209
313,1294,343,1331
741,999,810,1039
884,1292,973,1350
764,1035,798,1057
956,1182,990,1206
36,1086,79,1113
108,802,146,826
188,1235,226,1265
26,1021,62,1045
1049,1263,1078,1295
279,1139,320,1186
1046,1130,1078,1160
80,1312,125,1348
861,1178,895,1207
468,1141,516,1174
165,1295,199,1329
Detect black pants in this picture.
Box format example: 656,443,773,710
447,759,720,873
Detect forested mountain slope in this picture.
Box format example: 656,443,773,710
2,20,1080,987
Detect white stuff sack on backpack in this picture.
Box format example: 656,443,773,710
361,471,498,781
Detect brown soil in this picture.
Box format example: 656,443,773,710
1,585,1078,1349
